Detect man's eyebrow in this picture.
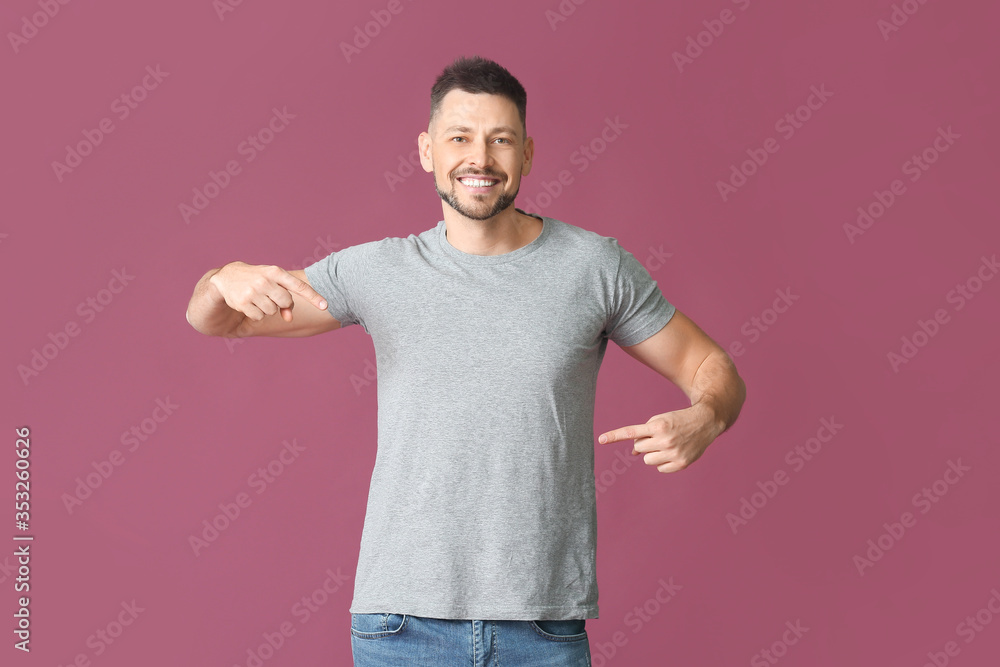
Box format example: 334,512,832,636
442,125,519,135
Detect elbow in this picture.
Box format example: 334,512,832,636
185,306,203,334
185,306,214,337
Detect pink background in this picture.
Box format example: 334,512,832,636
3,0,999,665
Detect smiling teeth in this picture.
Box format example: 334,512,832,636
460,179,495,187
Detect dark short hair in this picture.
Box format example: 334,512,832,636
429,55,527,136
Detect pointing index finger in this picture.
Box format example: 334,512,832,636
598,423,652,444
277,271,327,311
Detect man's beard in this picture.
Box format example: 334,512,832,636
435,172,520,221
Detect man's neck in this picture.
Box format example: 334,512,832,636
443,207,543,256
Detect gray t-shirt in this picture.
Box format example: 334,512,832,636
304,210,675,620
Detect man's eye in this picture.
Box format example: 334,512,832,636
451,137,465,142
495,138,511,144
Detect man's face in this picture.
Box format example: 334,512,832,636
419,90,533,221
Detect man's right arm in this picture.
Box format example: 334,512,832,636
185,262,342,338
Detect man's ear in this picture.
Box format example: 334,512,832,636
417,132,433,173
521,135,534,177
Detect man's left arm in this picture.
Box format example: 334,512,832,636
598,309,747,473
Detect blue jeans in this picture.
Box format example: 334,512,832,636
350,613,592,666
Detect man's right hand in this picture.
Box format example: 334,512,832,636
187,262,341,338
210,261,328,323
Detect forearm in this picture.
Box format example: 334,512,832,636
185,266,245,337
688,350,746,437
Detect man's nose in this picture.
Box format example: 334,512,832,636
467,139,492,169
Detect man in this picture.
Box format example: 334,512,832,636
186,55,745,666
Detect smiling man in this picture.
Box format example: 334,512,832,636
431,94,524,222
185,55,745,666
424,72,542,257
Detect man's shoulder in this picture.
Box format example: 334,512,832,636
543,215,623,267
328,222,440,260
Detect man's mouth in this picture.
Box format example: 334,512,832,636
457,176,500,192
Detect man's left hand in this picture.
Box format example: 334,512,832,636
597,403,722,473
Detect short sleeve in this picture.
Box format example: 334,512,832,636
304,248,361,329
605,243,675,346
